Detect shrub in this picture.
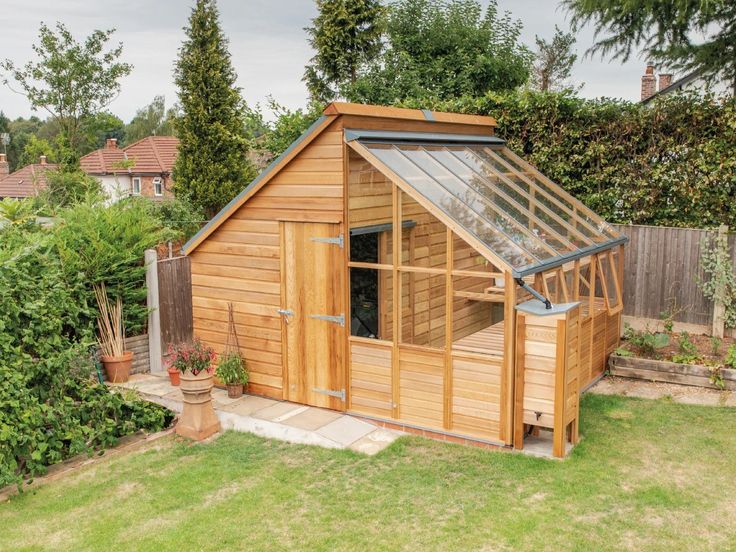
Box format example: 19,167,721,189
168,339,216,375
623,324,669,357
725,345,736,370
216,352,248,386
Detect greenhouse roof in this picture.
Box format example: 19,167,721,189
347,130,626,277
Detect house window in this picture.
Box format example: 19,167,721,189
153,177,163,196
132,177,141,195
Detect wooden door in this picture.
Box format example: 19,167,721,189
282,222,346,410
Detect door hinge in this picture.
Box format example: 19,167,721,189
312,387,346,401
310,233,344,248
308,313,345,327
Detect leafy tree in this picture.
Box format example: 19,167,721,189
173,0,256,217
531,25,577,92
125,96,178,144
37,169,104,210
17,135,56,167
79,111,125,153
258,99,324,157
346,0,533,104
564,0,736,94
3,117,44,171
1,23,132,157
304,0,384,102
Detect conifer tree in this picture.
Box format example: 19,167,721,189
173,0,255,216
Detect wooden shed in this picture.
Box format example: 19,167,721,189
183,103,627,457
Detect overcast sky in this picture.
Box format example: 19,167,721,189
0,0,653,123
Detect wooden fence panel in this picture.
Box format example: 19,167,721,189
157,256,194,352
612,224,717,329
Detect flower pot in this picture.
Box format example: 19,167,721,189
101,351,133,383
226,383,243,398
176,369,220,441
167,367,180,386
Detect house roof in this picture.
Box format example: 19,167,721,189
79,136,179,175
641,69,703,104
0,162,59,198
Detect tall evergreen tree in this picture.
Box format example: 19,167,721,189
532,26,577,92
304,0,384,103
173,0,255,216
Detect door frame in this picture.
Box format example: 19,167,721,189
279,220,348,410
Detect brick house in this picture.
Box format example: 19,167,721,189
79,136,179,201
0,153,59,199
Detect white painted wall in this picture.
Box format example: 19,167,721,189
97,175,131,203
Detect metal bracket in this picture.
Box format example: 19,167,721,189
308,313,345,327
277,308,294,317
312,387,346,401
310,233,344,248
515,278,552,310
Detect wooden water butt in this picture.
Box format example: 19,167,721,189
514,300,581,458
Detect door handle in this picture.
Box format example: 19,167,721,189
277,308,294,324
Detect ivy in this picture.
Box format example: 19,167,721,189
698,229,736,329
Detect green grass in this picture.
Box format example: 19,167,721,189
2,394,736,551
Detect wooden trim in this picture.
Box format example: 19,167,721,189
444,226,453,430
348,261,393,271
513,312,526,449
324,101,497,127
573,260,580,301
347,140,514,273
553,318,567,458
279,221,288,400
348,335,392,346
391,184,400,419
450,269,504,279
184,115,337,254
342,140,352,410
501,270,516,444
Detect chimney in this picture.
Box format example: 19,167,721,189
658,73,673,91
641,63,657,100
0,153,8,177
105,138,118,149
39,155,47,165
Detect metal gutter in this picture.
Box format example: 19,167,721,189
344,128,505,145
182,115,329,254
511,235,629,278
349,220,416,237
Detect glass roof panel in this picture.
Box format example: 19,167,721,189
354,138,623,275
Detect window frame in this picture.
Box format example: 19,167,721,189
131,176,141,195
153,177,163,197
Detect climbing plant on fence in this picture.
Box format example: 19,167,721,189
403,90,736,228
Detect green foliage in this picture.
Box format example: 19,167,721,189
125,96,178,144
532,25,577,92
725,345,736,370
564,0,736,93
698,229,736,329
36,169,104,210
78,111,125,154
215,352,248,385
672,331,699,364
614,346,634,357
710,335,722,356
0,198,36,226
409,90,736,228
256,99,324,158
139,196,206,242
17,135,56,167
0,224,173,487
345,0,533,104
304,0,384,103
173,0,257,217
623,323,669,357
1,23,132,155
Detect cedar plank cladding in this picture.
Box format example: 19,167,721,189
189,218,284,398
236,118,345,223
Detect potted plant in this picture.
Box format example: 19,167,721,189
165,349,181,386
216,351,248,398
168,339,220,440
94,284,132,383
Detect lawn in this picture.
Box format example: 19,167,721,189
1,394,735,551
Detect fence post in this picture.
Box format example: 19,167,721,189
145,249,163,373
711,224,728,339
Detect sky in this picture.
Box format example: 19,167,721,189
0,0,653,123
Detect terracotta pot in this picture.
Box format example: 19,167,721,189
226,383,243,398
167,367,180,386
177,369,220,441
101,351,133,383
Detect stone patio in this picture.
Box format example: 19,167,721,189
114,374,404,455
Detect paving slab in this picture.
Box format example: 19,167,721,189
282,407,343,431
134,380,177,397
521,432,572,460
252,401,309,422
349,429,402,455
219,395,278,416
316,415,377,447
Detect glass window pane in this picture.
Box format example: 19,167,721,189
366,144,537,270
401,190,447,268
350,267,393,340
452,233,500,273
400,271,446,349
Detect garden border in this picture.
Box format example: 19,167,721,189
609,355,736,391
